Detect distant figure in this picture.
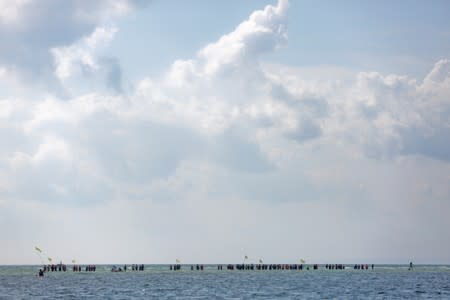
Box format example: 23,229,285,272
38,269,44,277
409,261,413,271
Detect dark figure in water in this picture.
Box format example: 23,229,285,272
38,269,44,277
409,262,413,271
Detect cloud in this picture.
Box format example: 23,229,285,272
349,60,450,161
265,58,450,162
51,26,125,93
1,0,450,263
0,0,290,206
51,26,118,81
128,0,290,137
2,0,450,206
0,0,147,92
198,0,288,75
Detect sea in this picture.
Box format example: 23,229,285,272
1,265,450,299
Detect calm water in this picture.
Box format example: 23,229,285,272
1,265,450,299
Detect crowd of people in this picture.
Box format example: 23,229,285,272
223,264,318,270
111,264,144,272
37,263,98,276
131,264,145,271
191,265,204,271
43,263,67,272
170,264,182,271
170,263,373,271
39,262,377,276
353,264,374,270
326,264,346,270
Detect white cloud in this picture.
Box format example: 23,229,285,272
198,0,288,75
0,0,146,93
51,26,118,81
131,0,290,136
1,0,449,204
1,0,450,264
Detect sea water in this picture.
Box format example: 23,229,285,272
1,265,450,299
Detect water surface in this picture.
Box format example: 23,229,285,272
1,265,449,299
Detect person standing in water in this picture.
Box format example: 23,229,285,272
409,261,413,271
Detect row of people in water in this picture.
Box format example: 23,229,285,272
325,264,346,270
173,264,375,271
131,264,145,271
73,265,96,272
40,263,376,275
170,264,183,270
324,264,374,270
169,264,366,271
352,264,374,270
43,263,67,272
111,264,145,272
41,264,97,273
38,263,87,276
226,264,319,270
170,265,207,271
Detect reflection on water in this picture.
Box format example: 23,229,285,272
1,265,450,299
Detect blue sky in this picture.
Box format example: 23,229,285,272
108,0,450,80
1,0,450,265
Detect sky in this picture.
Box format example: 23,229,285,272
1,0,450,265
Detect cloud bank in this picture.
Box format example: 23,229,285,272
1,0,449,264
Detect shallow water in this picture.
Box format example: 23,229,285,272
1,265,450,299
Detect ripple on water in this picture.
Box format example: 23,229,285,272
1,266,450,299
